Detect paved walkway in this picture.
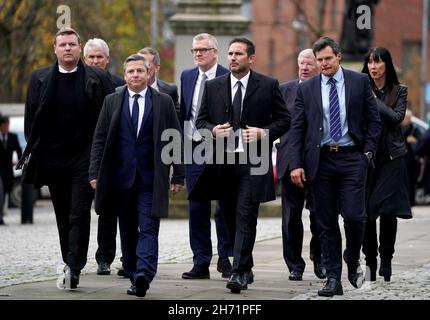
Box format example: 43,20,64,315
0,202,429,300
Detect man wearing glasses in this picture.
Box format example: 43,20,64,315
180,33,232,280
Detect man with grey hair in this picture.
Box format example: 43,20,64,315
180,33,232,280
138,47,179,118
84,38,125,88
84,37,126,277
276,48,325,282
89,54,184,297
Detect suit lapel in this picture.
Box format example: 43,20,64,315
343,68,351,115
313,75,323,119
137,88,153,141
187,69,199,119
219,75,231,116
243,71,260,102
122,89,135,133
150,88,160,144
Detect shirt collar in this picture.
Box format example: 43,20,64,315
58,65,78,73
199,63,218,79
230,71,251,90
321,67,343,85
128,87,147,98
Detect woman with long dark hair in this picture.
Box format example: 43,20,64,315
361,47,412,282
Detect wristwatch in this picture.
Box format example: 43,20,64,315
364,151,373,161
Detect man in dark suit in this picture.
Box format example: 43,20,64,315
89,54,184,297
289,37,381,296
0,115,22,225
138,47,180,119
276,49,325,281
83,37,126,276
180,33,233,280
19,27,114,289
195,38,290,293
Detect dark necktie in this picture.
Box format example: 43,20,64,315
231,81,242,149
132,94,140,135
2,134,6,149
328,77,342,142
194,73,207,122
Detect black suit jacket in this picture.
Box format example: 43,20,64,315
0,133,22,191
157,79,180,119
89,86,185,217
276,79,299,180
108,71,126,88
288,68,381,181
191,70,290,203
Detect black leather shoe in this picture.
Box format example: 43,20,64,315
97,262,111,275
347,261,364,288
379,258,392,282
242,270,254,290
70,270,80,289
127,285,137,295
217,257,232,278
288,270,303,281
226,273,243,294
135,275,150,297
182,265,210,279
317,278,344,297
313,261,326,279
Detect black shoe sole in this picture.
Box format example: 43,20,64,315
226,282,242,294
97,271,111,275
317,289,344,297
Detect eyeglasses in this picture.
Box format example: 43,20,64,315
190,48,214,54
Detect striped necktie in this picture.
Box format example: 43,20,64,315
328,77,342,142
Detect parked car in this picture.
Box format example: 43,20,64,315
9,116,49,207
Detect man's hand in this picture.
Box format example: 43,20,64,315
90,179,97,190
290,168,306,188
212,122,233,138
243,125,265,143
170,184,183,193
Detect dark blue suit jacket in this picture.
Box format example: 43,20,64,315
179,64,229,125
276,79,299,180
288,68,381,182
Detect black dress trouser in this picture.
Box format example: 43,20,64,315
46,163,94,274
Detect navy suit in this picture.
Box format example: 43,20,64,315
288,68,381,281
276,79,320,274
90,86,184,285
180,64,232,268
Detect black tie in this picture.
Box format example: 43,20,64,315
231,81,242,149
132,94,140,135
2,134,6,149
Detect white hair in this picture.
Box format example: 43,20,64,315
297,48,316,64
83,38,109,57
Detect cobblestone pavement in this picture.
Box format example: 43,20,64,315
0,200,283,288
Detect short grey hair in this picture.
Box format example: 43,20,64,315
83,38,109,57
192,33,218,49
138,47,160,65
123,54,149,71
297,48,316,63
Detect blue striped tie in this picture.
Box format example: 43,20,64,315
328,77,342,142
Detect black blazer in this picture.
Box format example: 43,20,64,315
89,86,185,217
22,60,114,187
288,68,381,182
157,79,180,119
192,70,290,203
0,133,22,192
276,79,299,180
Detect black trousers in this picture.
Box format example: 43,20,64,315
362,215,398,262
95,214,118,265
281,176,320,273
312,151,367,281
218,163,259,275
47,167,94,273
